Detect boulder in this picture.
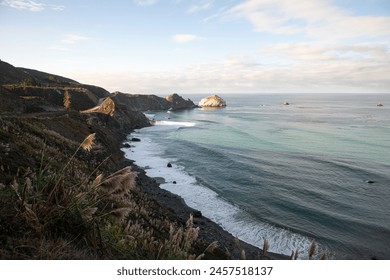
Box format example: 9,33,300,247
198,95,226,108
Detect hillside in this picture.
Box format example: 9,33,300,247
0,60,286,260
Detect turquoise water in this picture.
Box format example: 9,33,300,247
125,94,390,259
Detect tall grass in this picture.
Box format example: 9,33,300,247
3,132,209,259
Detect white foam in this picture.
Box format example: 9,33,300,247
123,128,318,259
156,120,196,127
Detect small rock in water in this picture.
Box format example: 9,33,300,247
172,181,177,184
131,137,141,142
366,180,375,184
167,162,172,168
123,143,131,148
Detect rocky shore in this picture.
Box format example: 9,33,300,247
0,60,288,260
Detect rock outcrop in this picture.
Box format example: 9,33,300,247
112,92,196,111
198,95,226,107
81,97,115,116
165,93,196,110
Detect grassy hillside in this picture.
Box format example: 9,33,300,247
0,61,221,260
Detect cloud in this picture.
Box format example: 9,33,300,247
187,0,214,14
70,42,390,94
224,0,390,41
172,34,202,43
1,0,44,11
48,34,89,51
134,0,157,6
1,0,64,11
61,34,90,44
258,43,390,63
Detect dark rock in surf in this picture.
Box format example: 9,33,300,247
131,137,141,142
167,162,172,168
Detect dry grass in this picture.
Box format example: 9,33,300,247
320,251,328,260
81,133,95,152
0,123,209,259
63,91,71,111
308,240,317,259
262,239,269,256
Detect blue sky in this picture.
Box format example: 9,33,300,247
1,0,389,94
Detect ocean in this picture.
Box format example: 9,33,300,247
123,94,390,260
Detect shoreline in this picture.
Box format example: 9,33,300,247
121,146,289,260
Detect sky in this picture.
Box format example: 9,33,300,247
0,0,390,94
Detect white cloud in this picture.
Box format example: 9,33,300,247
258,43,390,63
173,34,201,43
47,34,89,52
1,0,44,11
61,34,90,44
1,0,64,11
134,0,157,6
187,0,214,14
224,0,390,41
69,43,390,94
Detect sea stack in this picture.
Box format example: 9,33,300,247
198,95,226,108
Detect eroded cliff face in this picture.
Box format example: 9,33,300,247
164,93,196,110
198,95,226,107
112,92,196,111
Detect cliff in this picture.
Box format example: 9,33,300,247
0,60,287,260
113,92,196,111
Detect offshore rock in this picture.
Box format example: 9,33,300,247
198,95,226,108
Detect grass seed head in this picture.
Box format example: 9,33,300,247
81,133,95,151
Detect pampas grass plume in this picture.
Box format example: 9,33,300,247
240,249,246,260
81,133,95,151
262,238,269,256
320,251,328,260
206,241,219,253
308,240,317,259
92,174,103,188
293,249,299,260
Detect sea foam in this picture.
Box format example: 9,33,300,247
123,124,318,259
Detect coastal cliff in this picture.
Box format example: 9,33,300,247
0,60,287,260
113,92,196,112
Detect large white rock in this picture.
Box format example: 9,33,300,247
198,95,226,107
